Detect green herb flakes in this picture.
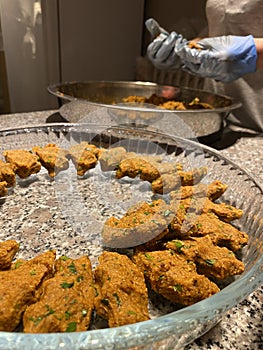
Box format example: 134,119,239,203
145,253,153,260
65,311,72,320
66,321,77,332
101,298,110,306
61,255,69,261
45,305,55,316
173,284,182,292
205,259,216,266
127,310,137,316
113,292,122,306
29,316,43,326
172,240,184,252
61,281,74,289
68,262,77,274
76,275,84,282
14,261,23,269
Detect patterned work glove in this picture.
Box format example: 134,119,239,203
177,35,257,83
146,18,187,71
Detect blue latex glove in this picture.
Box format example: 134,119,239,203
145,18,187,71
177,35,257,83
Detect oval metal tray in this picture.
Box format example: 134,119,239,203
48,81,242,138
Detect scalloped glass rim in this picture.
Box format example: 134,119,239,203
0,123,262,350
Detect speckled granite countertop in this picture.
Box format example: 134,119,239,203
0,110,262,350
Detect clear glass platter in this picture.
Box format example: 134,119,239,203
0,123,262,350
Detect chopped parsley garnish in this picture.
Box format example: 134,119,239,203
205,259,216,266
68,262,77,274
173,284,182,292
113,292,122,307
60,255,69,261
101,298,110,306
29,316,43,326
66,322,77,332
61,281,74,289
127,310,137,316
45,305,55,316
76,275,84,282
172,240,184,252
14,261,23,269
65,311,72,320
145,253,153,260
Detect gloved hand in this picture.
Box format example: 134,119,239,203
177,35,257,83
145,18,187,71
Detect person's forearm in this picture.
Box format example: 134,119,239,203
254,38,263,70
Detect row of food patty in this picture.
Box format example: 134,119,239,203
0,140,213,197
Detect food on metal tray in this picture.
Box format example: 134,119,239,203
23,255,94,333
121,94,213,110
69,141,102,176
94,251,149,327
122,95,147,104
132,249,220,306
159,100,187,110
0,251,55,331
32,143,69,178
188,97,214,110
0,240,20,271
3,149,41,179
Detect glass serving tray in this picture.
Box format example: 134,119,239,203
0,123,262,350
